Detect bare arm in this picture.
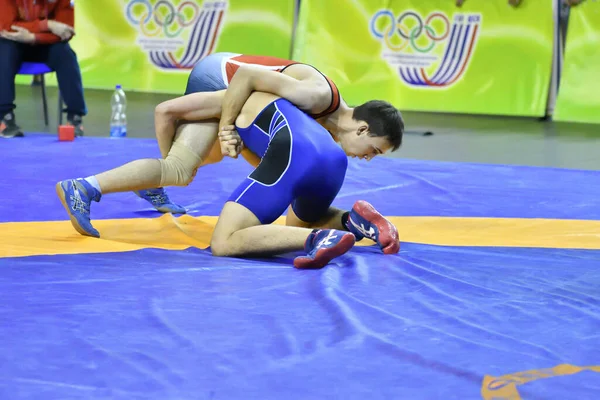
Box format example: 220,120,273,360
218,65,332,134
154,90,225,159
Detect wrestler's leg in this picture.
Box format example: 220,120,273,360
96,120,219,194
56,121,219,237
210,198,354,270
210,126,354,269
286,203,400,255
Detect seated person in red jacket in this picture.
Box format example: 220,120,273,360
0,0,87,138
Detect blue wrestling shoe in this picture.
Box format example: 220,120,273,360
134,188,187,214
345,200,400,254
294,229,356,269
55,179,102,238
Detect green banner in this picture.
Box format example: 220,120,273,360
18,0,295,93
554,1,600,124
293,0,554,116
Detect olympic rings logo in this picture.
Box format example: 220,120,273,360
370,11,450,53
126,0,200,38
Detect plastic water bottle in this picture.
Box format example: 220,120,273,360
110,84,127,138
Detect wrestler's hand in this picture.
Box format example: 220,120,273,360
219,125,243,158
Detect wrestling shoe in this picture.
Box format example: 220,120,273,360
345,200,400,254
294,229,356,269
55,179,101,237
134,188,187,214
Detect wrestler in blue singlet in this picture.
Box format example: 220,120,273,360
227,99,348,225
137,52,343,214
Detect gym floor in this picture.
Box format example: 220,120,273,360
2,84,600,400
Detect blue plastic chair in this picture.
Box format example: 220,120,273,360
17,62,64,127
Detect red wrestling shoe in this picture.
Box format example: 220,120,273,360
345,200,400,254
294,229,356,269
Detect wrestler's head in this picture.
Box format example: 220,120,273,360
338,100,404,160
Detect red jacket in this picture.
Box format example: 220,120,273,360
0,0,74,45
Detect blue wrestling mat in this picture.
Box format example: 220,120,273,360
1,133,599,400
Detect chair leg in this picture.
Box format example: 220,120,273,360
41,74,49,126
57,90,63,128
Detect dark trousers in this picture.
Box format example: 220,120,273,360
0,38,87,118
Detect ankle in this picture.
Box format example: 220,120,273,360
341,211,350,230
304,229,320,251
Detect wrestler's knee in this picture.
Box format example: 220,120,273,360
209,236,231,257
210,201,263,257
210,228,238,257
158,141,202,187
209,217,235,257
154,102,175,140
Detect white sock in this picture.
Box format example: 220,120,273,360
83,176,102,194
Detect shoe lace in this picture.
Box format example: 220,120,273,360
349,217,376,240
315,231,338,249
70,193,90,215
147,192,169,206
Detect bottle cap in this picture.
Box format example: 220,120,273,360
116,84,122,89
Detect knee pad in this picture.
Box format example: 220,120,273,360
159,141,203,187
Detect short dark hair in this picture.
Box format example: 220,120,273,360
352,100,404,151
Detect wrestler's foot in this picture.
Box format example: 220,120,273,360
134,188,186,214
55,179,101,238
345,200,400,254
294,229,356,269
